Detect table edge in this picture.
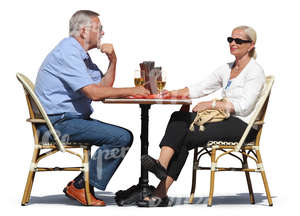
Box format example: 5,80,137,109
102,98,192,105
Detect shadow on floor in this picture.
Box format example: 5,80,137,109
30,191,116,206
174,193,275,206
29,192,275,206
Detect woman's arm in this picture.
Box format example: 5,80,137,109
163,87,190,98
192,100,235,113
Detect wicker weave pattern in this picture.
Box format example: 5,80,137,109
206,140,255,147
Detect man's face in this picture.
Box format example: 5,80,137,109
85,16,104,50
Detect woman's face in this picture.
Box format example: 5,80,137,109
229,29,255,59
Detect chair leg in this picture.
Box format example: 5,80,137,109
256,150,273,206
207,148,216,207
242,151,255,204
189,148,198,204
21,148,40,206
83,148,92,206
21,171,36,205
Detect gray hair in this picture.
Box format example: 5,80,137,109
233,25,257,59
69,10,99,37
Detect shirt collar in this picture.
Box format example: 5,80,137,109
69,36,89,59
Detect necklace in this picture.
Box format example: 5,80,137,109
230,58,250,79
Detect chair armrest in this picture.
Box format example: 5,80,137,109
26,118,47,123
254,121,264,125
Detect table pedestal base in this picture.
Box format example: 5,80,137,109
102,98,191,206
114,182,156,206
115,104,154,206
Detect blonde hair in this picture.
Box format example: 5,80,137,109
233,25,257,59
69,10,99,37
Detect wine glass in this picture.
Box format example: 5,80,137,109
156,70,166,96
134,69,144,87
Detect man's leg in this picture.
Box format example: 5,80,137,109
87,119,133,190
54,118,133,190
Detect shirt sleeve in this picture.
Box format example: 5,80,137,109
187,65,224,98
230,68,265,117
55,48,94,92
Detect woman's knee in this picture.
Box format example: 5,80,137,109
170,111,181,119
170,111,193,122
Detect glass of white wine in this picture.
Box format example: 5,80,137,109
134,69,144,87
156,71,166,96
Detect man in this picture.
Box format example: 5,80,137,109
35,10,149,206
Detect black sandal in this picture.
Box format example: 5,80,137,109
159,196,175,207
137,196,175,207
141,155,167,181
137,195,162,207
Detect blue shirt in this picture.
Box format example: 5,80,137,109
35,37,103,117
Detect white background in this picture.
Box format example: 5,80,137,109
1,0,299,215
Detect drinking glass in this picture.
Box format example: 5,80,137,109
156,71,166,96
134,69,144,87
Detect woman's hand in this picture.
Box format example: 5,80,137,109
162,87,190,98
192,101,211,112
192,100,235,114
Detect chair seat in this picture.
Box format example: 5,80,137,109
38,142,90,149
206,140,255,148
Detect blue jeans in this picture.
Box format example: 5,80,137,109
37,112,133,191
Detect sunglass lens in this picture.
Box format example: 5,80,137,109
235,38,243,44
227,37,233,43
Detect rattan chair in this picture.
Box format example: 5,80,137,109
188,75,274,207
17,73,93,206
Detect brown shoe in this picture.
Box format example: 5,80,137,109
63,181,106,206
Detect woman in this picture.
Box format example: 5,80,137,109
137,26,265,207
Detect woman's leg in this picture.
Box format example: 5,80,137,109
154,116,258,198
158,146,175,169
153,176,174,198
141,111,194,202
153,111,195,170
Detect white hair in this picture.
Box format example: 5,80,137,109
69,10,99,37
233,25,257,59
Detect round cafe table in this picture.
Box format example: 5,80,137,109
103,97,192,206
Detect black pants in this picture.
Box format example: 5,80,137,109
159,111,258,180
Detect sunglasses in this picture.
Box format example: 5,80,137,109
227,37,252,44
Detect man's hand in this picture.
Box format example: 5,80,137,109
192,101,211,112
130,86,150,97
100,43,117,63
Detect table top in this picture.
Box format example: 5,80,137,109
102,98,192,105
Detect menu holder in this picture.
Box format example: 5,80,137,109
139,61,162,94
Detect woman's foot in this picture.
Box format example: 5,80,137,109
159,196,175,207
137,195,162,207
141,155,167,181
137,195,174,207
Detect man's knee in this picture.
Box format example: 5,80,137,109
117,129,133,148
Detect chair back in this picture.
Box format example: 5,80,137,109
16,73,65,152
235,75,275,151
